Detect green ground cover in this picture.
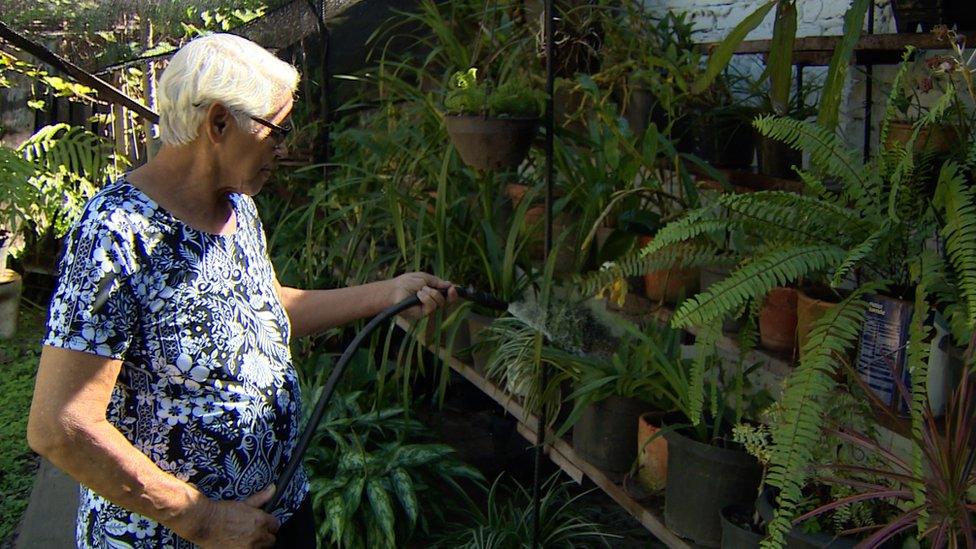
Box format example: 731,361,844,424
0,305,44,542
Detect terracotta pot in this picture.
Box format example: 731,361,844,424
639,236,699,304
0,269,23,339
886,121,959,155
796,288,840,359
444,115,539,171
637,412,668,492
759,287,798,354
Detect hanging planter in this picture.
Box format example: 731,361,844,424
443,68,544,172
444,115,540,171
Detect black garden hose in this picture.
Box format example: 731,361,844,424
265,286,507,511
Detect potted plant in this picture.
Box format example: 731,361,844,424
795,362,975,547
733,393,895,548
443,67,545,172
555,319,679,480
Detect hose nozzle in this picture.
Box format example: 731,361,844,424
441,286,509,311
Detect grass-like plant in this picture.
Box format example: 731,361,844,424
434,474,617,548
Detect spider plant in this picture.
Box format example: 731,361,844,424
434,474,617,548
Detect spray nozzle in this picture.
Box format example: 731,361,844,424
439,286,509,311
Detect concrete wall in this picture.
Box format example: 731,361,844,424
642,0,905,159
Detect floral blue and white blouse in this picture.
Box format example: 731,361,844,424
43,179,308,548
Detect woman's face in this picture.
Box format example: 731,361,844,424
217,96,293,196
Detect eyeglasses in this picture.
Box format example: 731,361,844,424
250,115,292,147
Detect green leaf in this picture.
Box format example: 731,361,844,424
389,468,419,529
366,478,396,547
767,1,797,115
692,0,777,94
817,0,869,129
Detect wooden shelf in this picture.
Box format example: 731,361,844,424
399,317,696,549
702,31,976,66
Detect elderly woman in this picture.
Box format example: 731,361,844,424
26,33,455,549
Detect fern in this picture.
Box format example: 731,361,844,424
720,191,870,247
18,123,116,183
762,287,876,549
934,162,976,328
906,252,938,534
753,115,868,203
671,245,848,328
830,220,891,287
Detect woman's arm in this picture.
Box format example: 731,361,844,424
276,272,457,338
27,346,280,548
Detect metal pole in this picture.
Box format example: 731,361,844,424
863,0,875,162
532,0,555,546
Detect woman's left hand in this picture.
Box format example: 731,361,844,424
389,272,458,319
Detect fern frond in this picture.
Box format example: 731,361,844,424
636,207,726,257
687,322,721,426
18,123,117,183
934,162,976,328
877,48,916,177
574,242,734,298
671,245,848,329
762,288,876,549
906,252,937,534
753,115,867,204
830,220,892,287
720,191,871,247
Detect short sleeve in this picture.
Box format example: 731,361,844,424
43,210,138,360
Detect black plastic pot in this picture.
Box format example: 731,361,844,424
684,110,755,169
663,424,762,547
757,487,858,549
757,134,802,180
720,505,764,549
891,0,943,33
944,0,976,30
444,115,539,171
572,395,651,479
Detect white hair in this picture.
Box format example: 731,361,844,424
157,33,300,146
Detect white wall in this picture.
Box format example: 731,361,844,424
642,0,904,159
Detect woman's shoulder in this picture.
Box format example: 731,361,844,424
77,178,167,237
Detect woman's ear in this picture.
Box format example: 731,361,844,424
204,103,233,143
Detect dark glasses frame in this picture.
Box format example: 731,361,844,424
249,115,292,146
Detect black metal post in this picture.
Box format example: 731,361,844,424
863,0,875,162
532,0,555,546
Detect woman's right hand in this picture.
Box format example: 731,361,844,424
181,485,280,548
